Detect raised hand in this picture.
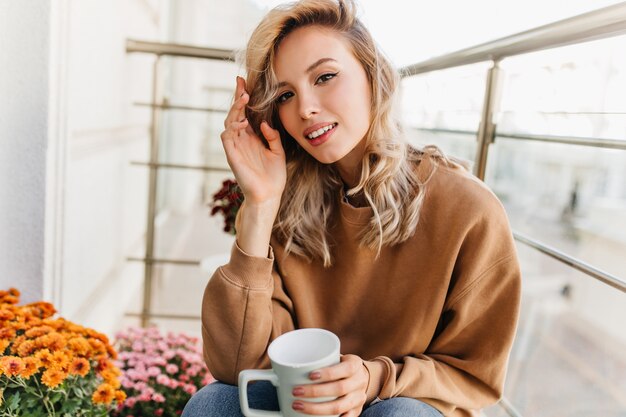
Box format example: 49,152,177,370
220,76,287,207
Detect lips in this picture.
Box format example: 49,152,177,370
303,122,337,140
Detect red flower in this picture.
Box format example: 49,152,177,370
209,179,243,235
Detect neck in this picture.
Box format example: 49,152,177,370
334,137,367,188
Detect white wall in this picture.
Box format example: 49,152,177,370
59,0,167,334
0,1,50,303
0,0,169,336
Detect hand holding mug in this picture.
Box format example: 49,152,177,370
291,354,369,417
239,328,344,417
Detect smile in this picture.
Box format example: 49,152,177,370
306,123,337,140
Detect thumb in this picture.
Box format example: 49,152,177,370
260,121,284,154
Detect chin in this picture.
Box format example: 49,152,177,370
309,150,350,165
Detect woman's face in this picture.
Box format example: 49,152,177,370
273,25,371,166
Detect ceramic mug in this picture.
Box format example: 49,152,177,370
239,328,341,417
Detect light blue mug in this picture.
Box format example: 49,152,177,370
239,328,341,417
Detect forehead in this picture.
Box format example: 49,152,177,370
274,26,356,76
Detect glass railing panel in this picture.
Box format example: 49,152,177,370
483,241,626,417
400,62,489,161
133,167,237,261
497,35,626,141
478,35,626,416
406,128,476,165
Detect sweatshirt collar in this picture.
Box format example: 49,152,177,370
338,187,373,225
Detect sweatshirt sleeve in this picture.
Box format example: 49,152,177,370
201,241,296,385
363,192,522,414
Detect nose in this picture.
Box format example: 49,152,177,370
297,90,319,120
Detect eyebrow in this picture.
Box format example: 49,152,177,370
276,58,338,89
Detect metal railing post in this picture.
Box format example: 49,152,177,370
141,55,163,327
474,61,502,180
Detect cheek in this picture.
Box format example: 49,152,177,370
278,107,296,135
278,106,307,146
336,78,371,128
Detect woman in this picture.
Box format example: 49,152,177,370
183,0,521,416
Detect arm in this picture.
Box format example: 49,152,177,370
362,193,522,414
363,254,521,413
204,76,291,384
201,240,296,384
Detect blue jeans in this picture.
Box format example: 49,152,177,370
182,381,442,417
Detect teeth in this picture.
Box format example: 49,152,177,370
307,123,336,139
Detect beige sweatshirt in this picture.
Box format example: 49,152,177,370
201,156,521,417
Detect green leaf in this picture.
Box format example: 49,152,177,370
73,386,84,398
50,391,63,403
23,404,47,417
6,390,20,411
60,398,81,414
25,395,39,408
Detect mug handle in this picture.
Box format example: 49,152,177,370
239,369,282,417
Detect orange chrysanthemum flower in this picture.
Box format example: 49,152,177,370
96,357,113,373
9,335,26,355
17,340,37,357
25,325,53,339
41,318,63,330
0,326,16,340
35,348,54,368
91,382,115,404
88,338,106,355
0,309,16,321
0,339,10,353
67,337,91,356
22,301,56,319
51,350,71,371
41,368,67,388
100,369,121,388
39,332,66,351
1,287,122,410
0,289,19,305
68,357,90,377
19,357,40,379
106,343,118,360
0,356,25,377
89,331,110,345
114,389,127,404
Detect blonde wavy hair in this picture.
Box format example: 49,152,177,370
243,0,455,266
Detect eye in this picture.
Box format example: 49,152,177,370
316,72,337,84
276,91,294,104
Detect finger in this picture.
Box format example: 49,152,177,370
233,76,246,103
293,391,365,416
260,121,283,154
220,119,248,149
223,93,249,128
309,355,362,383
292,375,363,399
234,76,249,120
226,119,249,138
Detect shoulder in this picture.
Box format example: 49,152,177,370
417,152,507,222
411,149,513,247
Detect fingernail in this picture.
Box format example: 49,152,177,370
292,387,304,396
309,371,321,380
292,402,304,411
